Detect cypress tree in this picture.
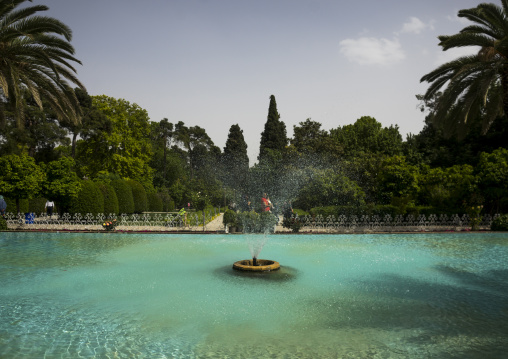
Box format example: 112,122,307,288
223,124,249,191
258,95,288,162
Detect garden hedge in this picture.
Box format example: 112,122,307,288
29,197,47,214
147,192,163,212
4,197,28,214
491,214,508,231
126,179,147,213
111,179,134,214
68,180,104,216
96,182,119,216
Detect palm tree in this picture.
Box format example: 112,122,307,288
420,0,508,137
0,0,84,129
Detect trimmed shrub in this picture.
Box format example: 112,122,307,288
223,209,238,226
69,180,104,216
4,197,29,213
491,214,508,231
157,191,173,212
111,179,134,214
293,209,309,216
96,182,119,216
126,179,147,213
147,192,163,212
29,197,47,215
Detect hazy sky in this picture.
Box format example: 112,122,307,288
43,0,482,163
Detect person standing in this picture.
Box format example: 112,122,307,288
0,195,6,218
45,199,55,218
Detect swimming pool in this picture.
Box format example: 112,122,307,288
1,232,507,358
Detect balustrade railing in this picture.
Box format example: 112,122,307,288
2,211,497,232
3,209,222,232
290,213,496,232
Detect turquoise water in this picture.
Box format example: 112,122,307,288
0,232,507,358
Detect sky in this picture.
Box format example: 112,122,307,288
42,0,483,164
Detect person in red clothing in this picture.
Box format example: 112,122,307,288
261,193,272,212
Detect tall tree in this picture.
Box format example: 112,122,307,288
258,95,288,162
0,153,45,212
420,0,508,137
63,88,110,158
76,95,153,189
223,124,249,192
150,118,174,188
0,0,84,129
330,116,403,158
174,121,215,179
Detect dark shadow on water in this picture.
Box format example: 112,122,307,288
307,266,508,358
213,264,299,283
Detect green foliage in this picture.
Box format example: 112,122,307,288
295,168,365,210
0,0,84,128
111,179,134,214
147,192,163,212
69,180,104,216
156,190,174,211
258,95,288,162
0,216,7,230
223,209,238,226
491,214,508,231
293,208,309,216
420,2,508,138
42,157,82,212
127,179,147,213
476,148,508,212
330,117,403,158
237,211,277,233
222,124,249,192
0,154,45,210
282,216,303,232
466,205,483,231
29,197,47,214
4,197,28,213
76,95,154,188
419,164,477,210
377,156,419,204
96,182,119,215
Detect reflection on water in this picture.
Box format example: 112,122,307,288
0,232,507,358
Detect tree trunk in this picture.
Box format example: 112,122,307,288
71,131,78,158
502,68,508,118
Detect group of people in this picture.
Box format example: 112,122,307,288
226,192,294,220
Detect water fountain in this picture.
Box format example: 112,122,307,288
232,211,280,272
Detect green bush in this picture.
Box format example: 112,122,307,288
157,191,173,212
29,197,47,215
111,179,134,214
0,216,7,230
4,197,28,213
309,205,408,218
96,182,119,215
223,209,238,226
69,180,104,216
293,208,309,216
237,211,277,233
127,179,147,213
491,214,508,231
147,192,163,211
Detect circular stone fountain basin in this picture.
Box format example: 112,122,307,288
233,259,280,272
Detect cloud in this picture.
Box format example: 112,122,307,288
434,46,477,65
447,11,471,25
339,37,405,66
399,17,433,34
